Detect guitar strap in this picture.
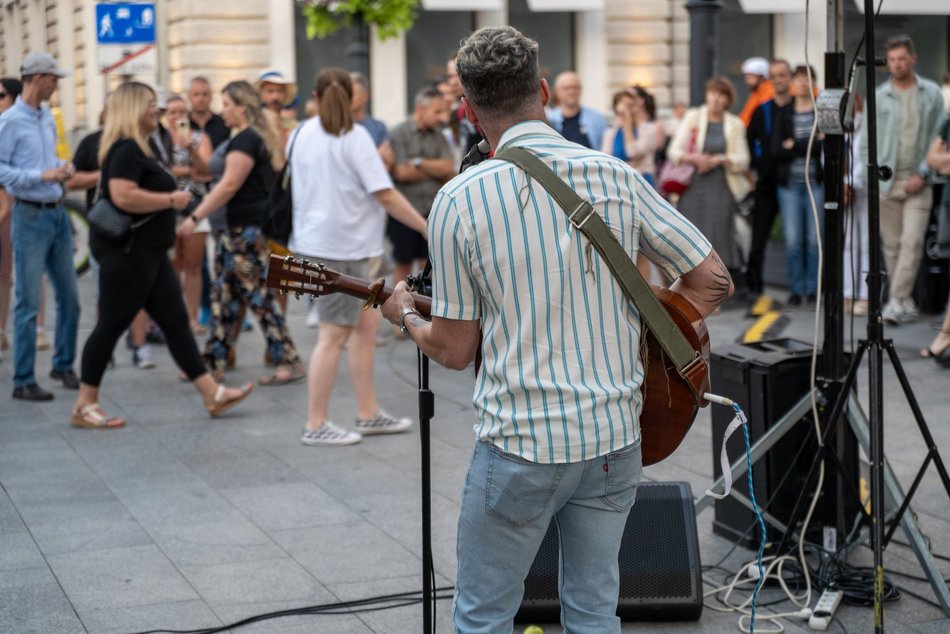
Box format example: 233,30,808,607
493,146,707,399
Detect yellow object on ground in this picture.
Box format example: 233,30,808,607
523,627,544,634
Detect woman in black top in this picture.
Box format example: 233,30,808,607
71,82,253,429
178,80,303,385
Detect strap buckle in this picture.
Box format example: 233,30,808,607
568,202,594,229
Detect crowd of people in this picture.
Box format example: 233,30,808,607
3,23,950,633
1,33,949,434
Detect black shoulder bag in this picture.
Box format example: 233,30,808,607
262,124,302,247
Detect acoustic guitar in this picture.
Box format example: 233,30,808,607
266,254,709,466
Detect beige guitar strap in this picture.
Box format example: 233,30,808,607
493,146,706,397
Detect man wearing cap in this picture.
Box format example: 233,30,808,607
0,52,81,401
739,57,774,127
256,70,297,155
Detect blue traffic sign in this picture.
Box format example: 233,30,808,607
95,3,156,45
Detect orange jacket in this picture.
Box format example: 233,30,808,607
739,80,774,127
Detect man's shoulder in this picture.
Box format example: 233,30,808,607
582,105,607,123
917,75,945,100
390,119,416,137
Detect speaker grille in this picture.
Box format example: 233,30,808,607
516,481,703,623
619,483,693,599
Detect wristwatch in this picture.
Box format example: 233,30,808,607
412,157,423,169
400,307,421,337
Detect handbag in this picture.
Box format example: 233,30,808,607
659,129,697,195
88,145,163,243
87,196,135,242
262,124,301,247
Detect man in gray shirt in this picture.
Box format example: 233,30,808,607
388,86,454,287
862,35,945,325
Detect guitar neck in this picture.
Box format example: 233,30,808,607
332,273,433,317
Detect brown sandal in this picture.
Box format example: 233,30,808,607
71,403,126,429
207,382,253,418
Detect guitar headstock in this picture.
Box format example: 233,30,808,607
265,254,341,299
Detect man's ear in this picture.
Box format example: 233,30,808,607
462,96,478,127
540,78,551,108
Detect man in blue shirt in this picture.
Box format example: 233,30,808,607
0,52,81,401
546,71,607,149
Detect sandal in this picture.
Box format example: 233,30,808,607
206,382,253,418
259,362,306,386
920,330,950,359
71,403,126,429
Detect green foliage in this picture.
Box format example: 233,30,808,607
299,0,418,40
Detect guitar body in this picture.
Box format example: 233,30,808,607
265,255,709,466
639,287,710,467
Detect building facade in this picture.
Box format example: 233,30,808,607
0,0,947,144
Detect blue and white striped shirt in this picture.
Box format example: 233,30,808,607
428,121,711,464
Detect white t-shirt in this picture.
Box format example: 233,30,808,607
287,117,394,260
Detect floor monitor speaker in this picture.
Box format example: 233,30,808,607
515,481,703,623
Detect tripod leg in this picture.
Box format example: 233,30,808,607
847,396,950,616
883,341,950,499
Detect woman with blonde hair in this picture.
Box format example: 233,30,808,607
72,81,253,428
178,80,304,385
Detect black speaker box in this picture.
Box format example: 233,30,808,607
515,481,703,623
710,339,860,549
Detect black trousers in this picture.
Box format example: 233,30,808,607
746,185,780,296
81,239,206,387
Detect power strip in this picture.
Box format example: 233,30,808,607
808,589,843,630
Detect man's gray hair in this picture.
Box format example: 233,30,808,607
349,72,367,90
455,26,540,119
414,86,443,108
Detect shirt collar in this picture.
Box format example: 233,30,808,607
496,120,559,151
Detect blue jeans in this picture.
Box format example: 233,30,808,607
12,202,80,387
777,181,824,296
454,440,643,633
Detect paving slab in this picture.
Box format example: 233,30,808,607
1,274,949,633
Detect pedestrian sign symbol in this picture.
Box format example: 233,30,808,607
95,3,156,45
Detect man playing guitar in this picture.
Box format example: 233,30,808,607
381,26,733,633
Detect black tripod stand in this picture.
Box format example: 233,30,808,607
699,4,950,629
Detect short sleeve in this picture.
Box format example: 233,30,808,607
72,133,99,172
633,172,712,279
106,140,146,184
228,129,262,160
348,125,393,195
389,123,410,165
428,192,480,321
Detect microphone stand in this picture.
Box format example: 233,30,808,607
407,268,436,634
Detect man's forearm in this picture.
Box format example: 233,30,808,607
670,251,734,319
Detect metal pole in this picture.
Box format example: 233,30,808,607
344,11,371,84
684,0,723,107
861,0,887,630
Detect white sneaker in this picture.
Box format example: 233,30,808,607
301,421,362,446
899,298,919,323
306,304,319,329
355,410,413,436
132,345,156,369
881,299,903,326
